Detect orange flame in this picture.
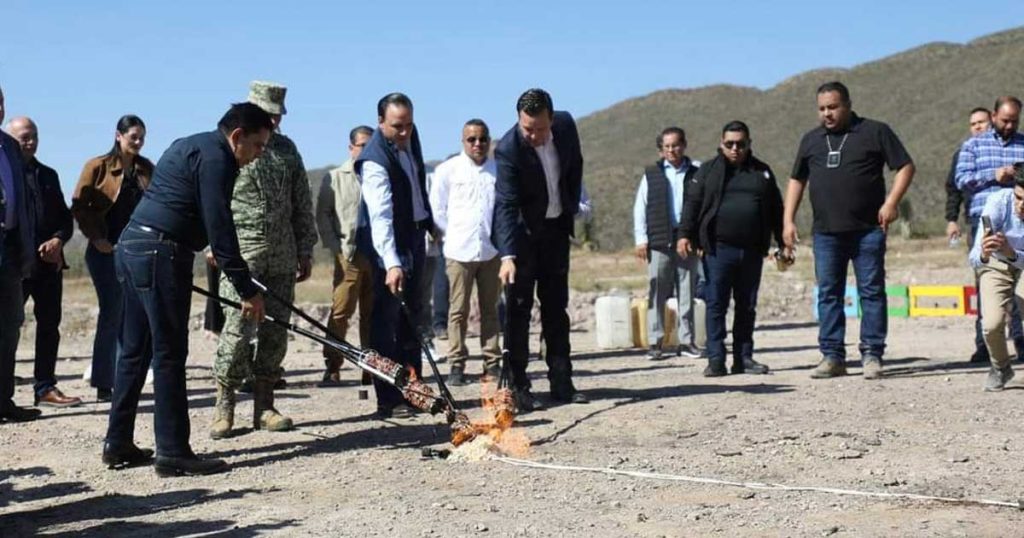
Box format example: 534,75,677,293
472,379,529,457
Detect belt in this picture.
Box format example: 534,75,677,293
130,223,174,242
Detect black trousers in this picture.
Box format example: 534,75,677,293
204,264,225,333
22,267,63,397
368,235,426,410
507,221,573,394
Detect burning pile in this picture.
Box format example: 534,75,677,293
447,380,529,461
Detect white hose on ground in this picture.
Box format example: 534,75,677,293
492,456,1022,510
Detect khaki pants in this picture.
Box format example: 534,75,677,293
325,251,374,370
978,260,1024,369
446,257,501,370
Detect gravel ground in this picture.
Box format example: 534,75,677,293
3,260,1024,537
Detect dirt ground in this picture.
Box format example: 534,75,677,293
3,238,1024,537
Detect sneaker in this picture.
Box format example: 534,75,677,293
703,360,727,377
647,346,665,361
862,356,883,380
810,358,847,379
984,366,1015,392
677,344,702,359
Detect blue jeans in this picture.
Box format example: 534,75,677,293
968,216,1024,359
813,228,887,361
704,243,763,364
105,224,191,457
85,245,122,390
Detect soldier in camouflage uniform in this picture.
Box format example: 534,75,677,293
211,81,317,438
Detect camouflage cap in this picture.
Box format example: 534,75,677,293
248,80,287,115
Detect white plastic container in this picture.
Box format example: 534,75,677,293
595,295,633,349
694,298,707,348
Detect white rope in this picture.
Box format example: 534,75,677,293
492,456,1023,510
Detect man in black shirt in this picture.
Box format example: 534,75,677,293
783,82,915,380
678,121,786,377
103,103,271,477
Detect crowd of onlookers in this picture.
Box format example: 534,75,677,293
1,79,1022,476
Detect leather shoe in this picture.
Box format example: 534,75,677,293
732,358,769,375
391,403,416,419
514,388,545,412
36,388,83,408
154,452,228,477
102,442,154,469
96,388,113,402
318,370,342,387
703,360,728,377
447,365,468,386
570,391,589,404
0,403,41,422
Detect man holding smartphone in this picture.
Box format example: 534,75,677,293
969,166,1024,391
956,97,1024,364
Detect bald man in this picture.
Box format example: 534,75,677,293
5,117,80,407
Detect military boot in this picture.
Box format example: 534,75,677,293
253,379,293,432
209,383,236,440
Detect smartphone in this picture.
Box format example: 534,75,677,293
982,216,994,236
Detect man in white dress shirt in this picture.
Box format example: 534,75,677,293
354,93,434,419
430,119,501,386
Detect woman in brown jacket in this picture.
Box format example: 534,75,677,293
71,115,153,402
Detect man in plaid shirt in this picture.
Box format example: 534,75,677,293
956,95,1024,365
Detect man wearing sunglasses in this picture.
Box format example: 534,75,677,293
430,119,502,386
633,127,702,361
678,121,785,376
784,81,914,380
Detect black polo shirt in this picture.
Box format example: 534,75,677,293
791,114,912,234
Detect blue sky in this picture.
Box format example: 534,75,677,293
2,1,1019,195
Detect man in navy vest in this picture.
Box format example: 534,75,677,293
633,127,702,361
494,88,587,410
355,92,434,419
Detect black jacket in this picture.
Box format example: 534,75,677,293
493,111,583,257
679,153,784,256
26,159,73,272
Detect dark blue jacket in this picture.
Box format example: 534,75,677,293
0,131,37,277
131,130,257,298
493,111,583,258
353,127,432,269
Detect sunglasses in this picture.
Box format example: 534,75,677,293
722,140,749,150
465,136,490,145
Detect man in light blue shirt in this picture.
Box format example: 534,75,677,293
969,167,1024,391
633,127,701,360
